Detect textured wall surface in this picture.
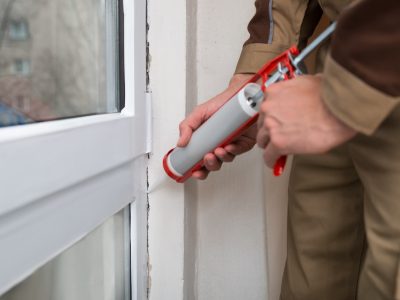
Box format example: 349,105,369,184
147,0,187,298
148,0,290,298
195,1,269,300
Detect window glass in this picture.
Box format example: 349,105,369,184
0,208,131,300
8,20,29,41
0,0,120,128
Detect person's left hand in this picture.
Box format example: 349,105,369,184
256,74,357,168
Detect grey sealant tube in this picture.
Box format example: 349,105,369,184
165,83,264,180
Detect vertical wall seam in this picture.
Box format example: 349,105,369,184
146,162,151,300
145,1,151,92
145,0,151,299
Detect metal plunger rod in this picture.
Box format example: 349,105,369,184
264,22,337,88
293,22,337,66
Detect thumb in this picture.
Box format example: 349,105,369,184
177,124,193,147
177,106,208,147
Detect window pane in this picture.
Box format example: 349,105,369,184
0,0,120,128
0,208,131,300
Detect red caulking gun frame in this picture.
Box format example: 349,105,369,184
164,22,337,183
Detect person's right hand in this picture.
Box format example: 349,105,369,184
177,74,258,180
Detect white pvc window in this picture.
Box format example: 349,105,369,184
0,208,132,300
0,0,148,299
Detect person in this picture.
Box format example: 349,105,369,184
177,0,400,299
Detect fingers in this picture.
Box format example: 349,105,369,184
177,107,207,147
257,100,273,149
263,143,281,168
203,153,223,171
192,169,209,180
225,143,246,156
214,147,235,162
224,136,255,156
257,114,281,148
256,118,274,148
177,124,193,147
191,153,221,181
191,149,234,181
191,125,256,181
257,112,286,168
256,127,270,149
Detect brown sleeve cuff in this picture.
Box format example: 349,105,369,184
235,43,289,74
322,54,400,135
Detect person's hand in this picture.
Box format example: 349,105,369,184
177,74,257,180
256,74,357,168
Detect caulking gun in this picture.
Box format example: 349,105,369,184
163,22,337,183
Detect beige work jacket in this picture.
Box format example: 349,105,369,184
235,0,400,135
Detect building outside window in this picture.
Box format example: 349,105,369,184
8,20,29,41
12,59,30,75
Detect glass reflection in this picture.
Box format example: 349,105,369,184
0,0,118,128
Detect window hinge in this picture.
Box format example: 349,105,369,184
145,91,153,154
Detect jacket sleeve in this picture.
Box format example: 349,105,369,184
235,0,322,74
322,0,400,135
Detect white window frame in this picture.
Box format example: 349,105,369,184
0,0,148,299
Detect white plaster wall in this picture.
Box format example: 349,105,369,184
148,0,290,299
147,0,187,299
195,1,271,300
